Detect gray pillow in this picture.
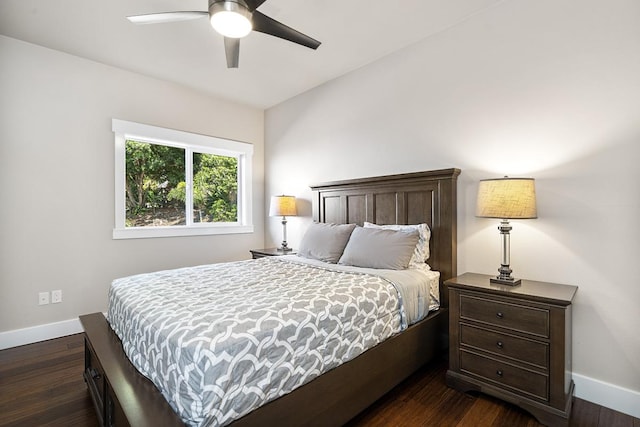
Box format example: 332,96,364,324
338,227,420,270
297,222,357,263
363,222,431,264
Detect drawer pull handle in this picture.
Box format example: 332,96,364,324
90,368,101,381
496,370,503,377
496,312,504,319
496,341,503,349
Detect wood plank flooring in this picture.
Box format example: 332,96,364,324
0,334,98,426
1,333,637,427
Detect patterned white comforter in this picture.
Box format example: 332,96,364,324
107,256,437,426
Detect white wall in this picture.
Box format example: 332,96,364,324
265,0,640,415
0,35,264,333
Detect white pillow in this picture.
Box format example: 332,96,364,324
297,222,357,263
338,227,420,270
363,221,431,267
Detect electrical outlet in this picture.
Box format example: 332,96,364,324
38,292,50,305
51,290,62,304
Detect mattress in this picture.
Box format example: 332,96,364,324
107,256,440,426
279,254,440,325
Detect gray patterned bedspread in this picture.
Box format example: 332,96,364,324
107,257,436,426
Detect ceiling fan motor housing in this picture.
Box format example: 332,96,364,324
208,0,252,14
209,0,253,38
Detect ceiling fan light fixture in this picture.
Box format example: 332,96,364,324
209,1,253,38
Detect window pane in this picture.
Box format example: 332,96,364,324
193,152,238,223
125,140,186,227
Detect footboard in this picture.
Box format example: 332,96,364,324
80,313,184,427
81,309,445,427
232,308,447,426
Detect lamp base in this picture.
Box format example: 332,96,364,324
491,262,521,286
277,246,293,252
490,276,522,286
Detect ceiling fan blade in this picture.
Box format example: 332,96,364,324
251,11,321,50
244,0,269,12
127,11,208,25
224,37,240,68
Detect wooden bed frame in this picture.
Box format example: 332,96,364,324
80,168,460,427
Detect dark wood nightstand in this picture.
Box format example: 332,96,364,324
250,248,297,259
445,272,578,427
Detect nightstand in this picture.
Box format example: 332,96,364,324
445,273,577,427
250,248,297,259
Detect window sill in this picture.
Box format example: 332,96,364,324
112,224,254,240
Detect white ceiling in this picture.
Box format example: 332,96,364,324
0,0,504,109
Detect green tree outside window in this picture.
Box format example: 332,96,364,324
125,140,238,227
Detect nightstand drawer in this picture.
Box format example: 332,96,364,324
460,350,548,401
460,324,548,369
460,294,549,337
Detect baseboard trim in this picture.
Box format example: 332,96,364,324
573,372,640,418
0,318,83,350
2,320,639,420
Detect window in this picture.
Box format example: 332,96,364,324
113,119,253,239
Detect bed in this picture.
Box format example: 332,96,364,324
80,167,460,427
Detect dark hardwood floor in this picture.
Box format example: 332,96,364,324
1,334,638,427
0,334,98,426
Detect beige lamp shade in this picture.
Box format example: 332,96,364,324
476,177,537,219
269,195,297,217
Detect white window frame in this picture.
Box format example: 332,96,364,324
112,119,253,239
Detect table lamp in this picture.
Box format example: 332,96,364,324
269,195,297,252
476,177,537,286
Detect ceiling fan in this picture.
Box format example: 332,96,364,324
127,0,321,68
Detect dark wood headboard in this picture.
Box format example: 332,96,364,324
310,168,460,293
